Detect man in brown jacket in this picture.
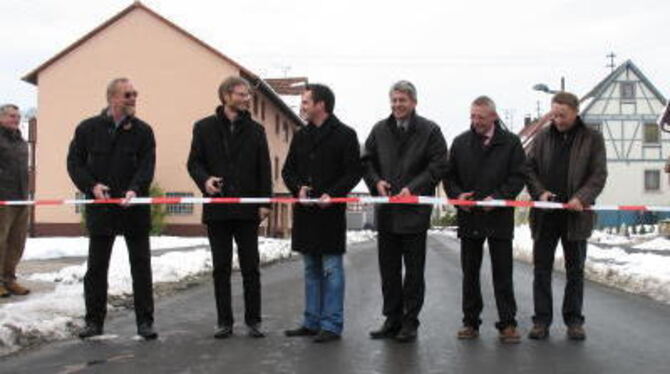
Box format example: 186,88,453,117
0,104,30,297
526,92,607,341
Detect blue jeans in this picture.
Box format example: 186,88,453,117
302,254,345,335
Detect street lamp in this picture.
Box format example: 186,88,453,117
532,77,566,95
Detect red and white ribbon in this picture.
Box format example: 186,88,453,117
0,196,668,212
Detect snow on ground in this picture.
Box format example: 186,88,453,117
632,237,670,251
0,231,375,355
22,236,211,261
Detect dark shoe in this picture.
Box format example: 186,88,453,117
457,326,479,340
5,281,30,296
369,320,401,339
284,326,318,337
313,330,341,343
528,324,550,340
138,323,158,340
394,325,418,343
247,323,265,338
0,285,10,298
567,325,586,341
214,325,233,339
498,326,521,344
78,323,103,339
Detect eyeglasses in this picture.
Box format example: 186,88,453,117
124,91,139,99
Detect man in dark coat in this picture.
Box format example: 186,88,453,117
526,92,607,341
0,104,30,297
445,96,526,344
363,80,448,342
282,84,361,343
67,78,157,340
187,76,272,339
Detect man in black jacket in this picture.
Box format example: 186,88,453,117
187,76,272,339
363,81,448,342
67,78,157,340
282,84,361,343
0,104,30,298
445,96,525,344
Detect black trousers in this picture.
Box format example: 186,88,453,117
532,212,587,327
84,234,154,327
377,230,427,328
460,237,517,330
207,220,261,327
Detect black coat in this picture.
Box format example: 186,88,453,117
445,123,526,239
0,126,29,201
362,112,448,234
187,107,272,223
67,110,156,235
282,115,362,254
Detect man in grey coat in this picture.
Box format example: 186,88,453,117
0,104,30,298
363,81,448,342
526,92,607,341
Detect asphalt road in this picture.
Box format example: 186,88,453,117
1,234,669,374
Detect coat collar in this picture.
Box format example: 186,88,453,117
385,111,418,134
469,120,507,146
0,125,22,141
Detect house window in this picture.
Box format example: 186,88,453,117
643,123,660,144
261,100,266,121
275,114,280,135
644,170,661,191
75,191,86,214
620,82,636,100
166,192,194,215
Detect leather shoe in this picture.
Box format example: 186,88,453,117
394,325,418,343
457,326,479,340
498,326,521,344
214,325,233,339
78,323,103,339
5,281,29,295
313,330,341,343
567,325,586,341
247,323,265,338
138,323,158,340
284,326,319,337
0,284,10,298
527,324,550,340
369,320,401,339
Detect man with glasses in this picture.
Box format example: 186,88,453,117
188,76,272,339
67,78,158,340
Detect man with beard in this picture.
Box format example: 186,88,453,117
188,76,272,339
445,96,525,344
67,78,157,340
363,80,448,342
282,84,361,343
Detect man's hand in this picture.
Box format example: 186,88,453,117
539,191,556,202
318,193,331,208
396,187,411,197
298,186,312,200
457,191,475,212
566,197,584,211
259,207,271,221
482,195,495,212
205,177,223,195
92,183,111,200
121,190,136,208
376,180,391,196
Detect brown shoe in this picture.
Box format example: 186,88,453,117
527,324,549,340
499,326,521,344
0,284,10,298
567,325,586,341
457,326,479,340
5,282,30,296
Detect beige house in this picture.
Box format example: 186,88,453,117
23,2,303,237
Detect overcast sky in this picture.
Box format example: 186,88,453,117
1,0,669,141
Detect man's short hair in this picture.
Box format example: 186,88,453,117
0,104,19,116
106,77,130,102
389,80,417,102
305,83,335,114
552,92,580,111
218,76,251,104
471,96,497,113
